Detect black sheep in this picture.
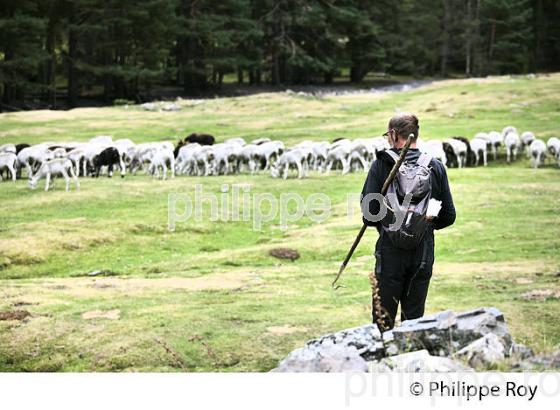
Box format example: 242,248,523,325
442,142,458,168
184,133,215,146
92,147,124,178
15,143,30,154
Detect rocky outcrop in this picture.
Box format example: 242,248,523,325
273,345,368,372
453,333,506,369
384,307,512,357
273,307,550,372
368,350,472,372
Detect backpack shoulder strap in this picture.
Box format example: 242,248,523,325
417,153,432,168
383,149,400,163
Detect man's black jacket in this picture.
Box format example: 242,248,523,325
360,147,456,231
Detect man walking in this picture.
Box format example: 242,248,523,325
361,113,456,329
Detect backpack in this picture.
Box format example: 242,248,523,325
380,150,433,250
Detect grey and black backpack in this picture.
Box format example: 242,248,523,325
380,150,433,250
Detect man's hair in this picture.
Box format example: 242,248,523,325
388,113,419,140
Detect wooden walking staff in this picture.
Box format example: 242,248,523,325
332,134,415,290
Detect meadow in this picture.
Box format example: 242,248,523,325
0,74,559,371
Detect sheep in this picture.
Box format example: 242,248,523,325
529,139,546,169
453,136,475,166
445,138,468,168
488,131,503,160
128,142,171,174
348,150,368,172
253,140,284,172
470,138,488,166
17,144,54,177
82,143,110,176
0,143,16,154
419,140,447,167
237,144,259,174
252,138,271,145
184,133,215,146
0,152,18,182
502,126,518,139
270,149,308,179
89,135,113,145
310,141,330,171
28,158,80,191
148,147,175,180
15,143,30,154
114,139,136,165
370,137,390,154
324,145,350,175
547,137,560,167
224,137,246,146
547,137,560,157
505,132,521,163
175,143,196,174
521,131,535,147
92,147,125,177
521,131,536,157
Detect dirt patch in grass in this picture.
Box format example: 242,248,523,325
81,309,121,320
521,289,560,301
13,272,256,300
0,310,31,321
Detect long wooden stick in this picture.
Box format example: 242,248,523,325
332,134,414,289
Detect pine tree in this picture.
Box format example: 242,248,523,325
0,1,47,107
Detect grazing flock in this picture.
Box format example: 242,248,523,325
0,127,558,191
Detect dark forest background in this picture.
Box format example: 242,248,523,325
1,0,558,110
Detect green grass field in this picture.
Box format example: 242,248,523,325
0,74,559,371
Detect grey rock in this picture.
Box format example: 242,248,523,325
369,350,472,372
453,333,506,368
389,307,511,356
306,324,385,361
513,350,560,371
141,102,157,111
273,345,368,372
274,307,519,373
509,342,534,360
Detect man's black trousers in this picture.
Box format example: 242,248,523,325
373,231,435,329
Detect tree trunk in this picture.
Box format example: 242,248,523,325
67,26,78,108
440,0,450,76
465,0,472,76
489,21,496,62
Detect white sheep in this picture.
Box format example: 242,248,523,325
148,147,175,180
529,139,546,169
502,126,518,139
521,131,536,157
324,145,350,175
504,132,521,163
253,140,285,172
418,140,447,167
17,144,53,177
224,137,246,146
546,137,560,166
470,138,488,166
0,152,18,182
271,149,308,179
29,158,80,191
0,143,16,154
445,138,468,168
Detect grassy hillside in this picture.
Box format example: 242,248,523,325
0,74,559,371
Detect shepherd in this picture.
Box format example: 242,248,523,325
361,113,456,329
